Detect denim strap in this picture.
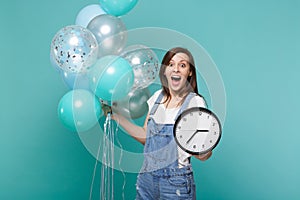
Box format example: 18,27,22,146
174,92,197,120
149,92,164,116
149,91,197,119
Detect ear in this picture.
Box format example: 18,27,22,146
189,71,192,77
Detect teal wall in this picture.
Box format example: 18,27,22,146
1,0,299,199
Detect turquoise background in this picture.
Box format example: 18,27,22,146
1,0,299,199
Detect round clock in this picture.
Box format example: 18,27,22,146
174,107,222,155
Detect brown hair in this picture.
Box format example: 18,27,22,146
159,47,200,106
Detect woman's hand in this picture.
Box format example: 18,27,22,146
193,151,212,161
110,112,120,123
111,112,148,145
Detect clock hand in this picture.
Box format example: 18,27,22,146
180,129,209,132
186,130,209,144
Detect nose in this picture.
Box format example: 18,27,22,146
173,64,179,72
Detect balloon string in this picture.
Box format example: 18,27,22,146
100,129,106,200
114,120,126,200
109,114,114,200
89,114,111,200
89,117,104,200
89,113,126,200
101,114,110,200
89,146,99,200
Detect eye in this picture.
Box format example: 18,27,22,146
180,63,186,68
168,63,174,67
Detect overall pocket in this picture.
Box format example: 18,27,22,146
168,174,192,194
159,174,195,199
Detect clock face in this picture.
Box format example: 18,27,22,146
174,107,222,155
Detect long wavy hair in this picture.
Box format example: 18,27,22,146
159,47,200,106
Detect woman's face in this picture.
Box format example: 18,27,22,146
164,52,192,94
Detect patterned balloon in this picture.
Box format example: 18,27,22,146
121,45,160,89
50,25,98,73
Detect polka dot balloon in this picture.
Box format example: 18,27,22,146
121,45,159,89
50,25,98,73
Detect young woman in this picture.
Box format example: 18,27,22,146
112,47,212,199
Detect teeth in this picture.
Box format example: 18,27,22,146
171,76,181,81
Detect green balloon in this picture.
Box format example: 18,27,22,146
89,55,134,102
57,89,102,132
112,88,150,119
99,0,138,16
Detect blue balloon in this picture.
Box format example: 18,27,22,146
99,0,138,16
61,71,90,90
89,55,134,102
57,89,102,132
75,4,106,28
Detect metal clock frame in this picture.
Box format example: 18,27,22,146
173,107,222,155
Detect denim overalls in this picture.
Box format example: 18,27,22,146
136,92,197,200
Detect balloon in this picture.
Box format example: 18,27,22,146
75,4,106,28
49,53,61,73
121,45,160,89
87,14,127,57
89,55,134,102
61,71,90,90
51,54,90,90
50,25,98,73
99,0,138,16
57,89,102,132
112,88,150,119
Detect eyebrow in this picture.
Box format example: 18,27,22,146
170,59,189,63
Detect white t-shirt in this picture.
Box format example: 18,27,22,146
147,89,206,167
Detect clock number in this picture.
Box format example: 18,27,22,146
174,107,221,155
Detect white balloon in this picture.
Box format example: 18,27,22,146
75,4,106,28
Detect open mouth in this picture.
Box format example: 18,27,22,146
171,76,181,81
